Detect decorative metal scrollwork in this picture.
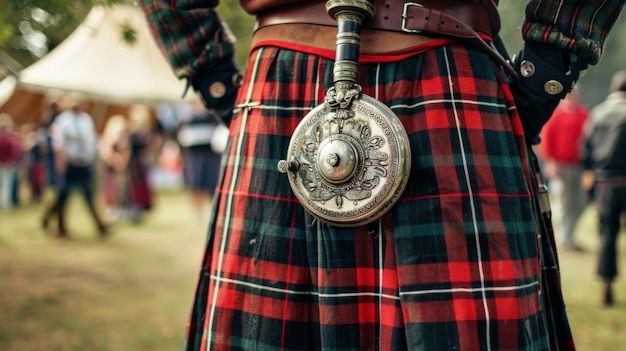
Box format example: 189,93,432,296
277,0,411,226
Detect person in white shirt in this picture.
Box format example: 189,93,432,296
42,99,108,238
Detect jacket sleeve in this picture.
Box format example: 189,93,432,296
140,0,242,126
522,0,626,65
509,0,625,144
139,0,236,79
582,122,594,171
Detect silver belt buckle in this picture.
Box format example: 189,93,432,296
402,2,424,33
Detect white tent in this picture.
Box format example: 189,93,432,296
0,4,196,128
0,75,17,108
19,4,190,103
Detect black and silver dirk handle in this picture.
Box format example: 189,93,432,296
325,0,375,100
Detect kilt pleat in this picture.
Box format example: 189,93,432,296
185,44,574,351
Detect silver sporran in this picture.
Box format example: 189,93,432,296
277,0,411,226
278,94,410,226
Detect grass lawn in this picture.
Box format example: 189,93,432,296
1,187,625,350
556,206,626,350
0,188,206,351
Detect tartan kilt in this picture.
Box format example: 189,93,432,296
129,174,152,210
102,168,119,207
29,162,44,191
185,44,574,351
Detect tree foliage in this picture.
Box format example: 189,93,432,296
0,0,130,70
215,0,255,69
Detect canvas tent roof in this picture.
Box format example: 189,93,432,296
17,4,189,103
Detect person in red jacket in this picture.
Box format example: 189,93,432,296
540,90,590,251
0,113,23,211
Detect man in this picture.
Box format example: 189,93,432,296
142,0,625,349
540,90,590,251
583,70,626,306
42,101,62,187
177,100,223,224
42,99,108,238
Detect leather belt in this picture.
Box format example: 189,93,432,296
255,1,499,38
253,1,515,76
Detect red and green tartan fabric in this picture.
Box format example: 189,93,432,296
522,0,625,65
139,0,626,350
183,45,573,350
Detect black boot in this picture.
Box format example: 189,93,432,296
87,201,109,237
42,203,57,230
603,279,614,306
56,204,68,238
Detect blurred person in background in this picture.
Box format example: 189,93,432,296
42,98,109,238
0,113,23,211
540,90,590,251
177,100,223,224
156,101,189,140
583,70,626,306
42,101,62,188
98,114,131,222
20,122,46,204
126,104,160,223
156,138,184,188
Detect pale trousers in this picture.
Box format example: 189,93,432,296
554,163,588,246
0,165,16,211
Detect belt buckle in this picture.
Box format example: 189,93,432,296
402,2,423,33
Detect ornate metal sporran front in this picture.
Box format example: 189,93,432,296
278,94,410,227
278,0,411,226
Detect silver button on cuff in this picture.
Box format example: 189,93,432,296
209,82,226,99
520,60,535,77
544,80,564,95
